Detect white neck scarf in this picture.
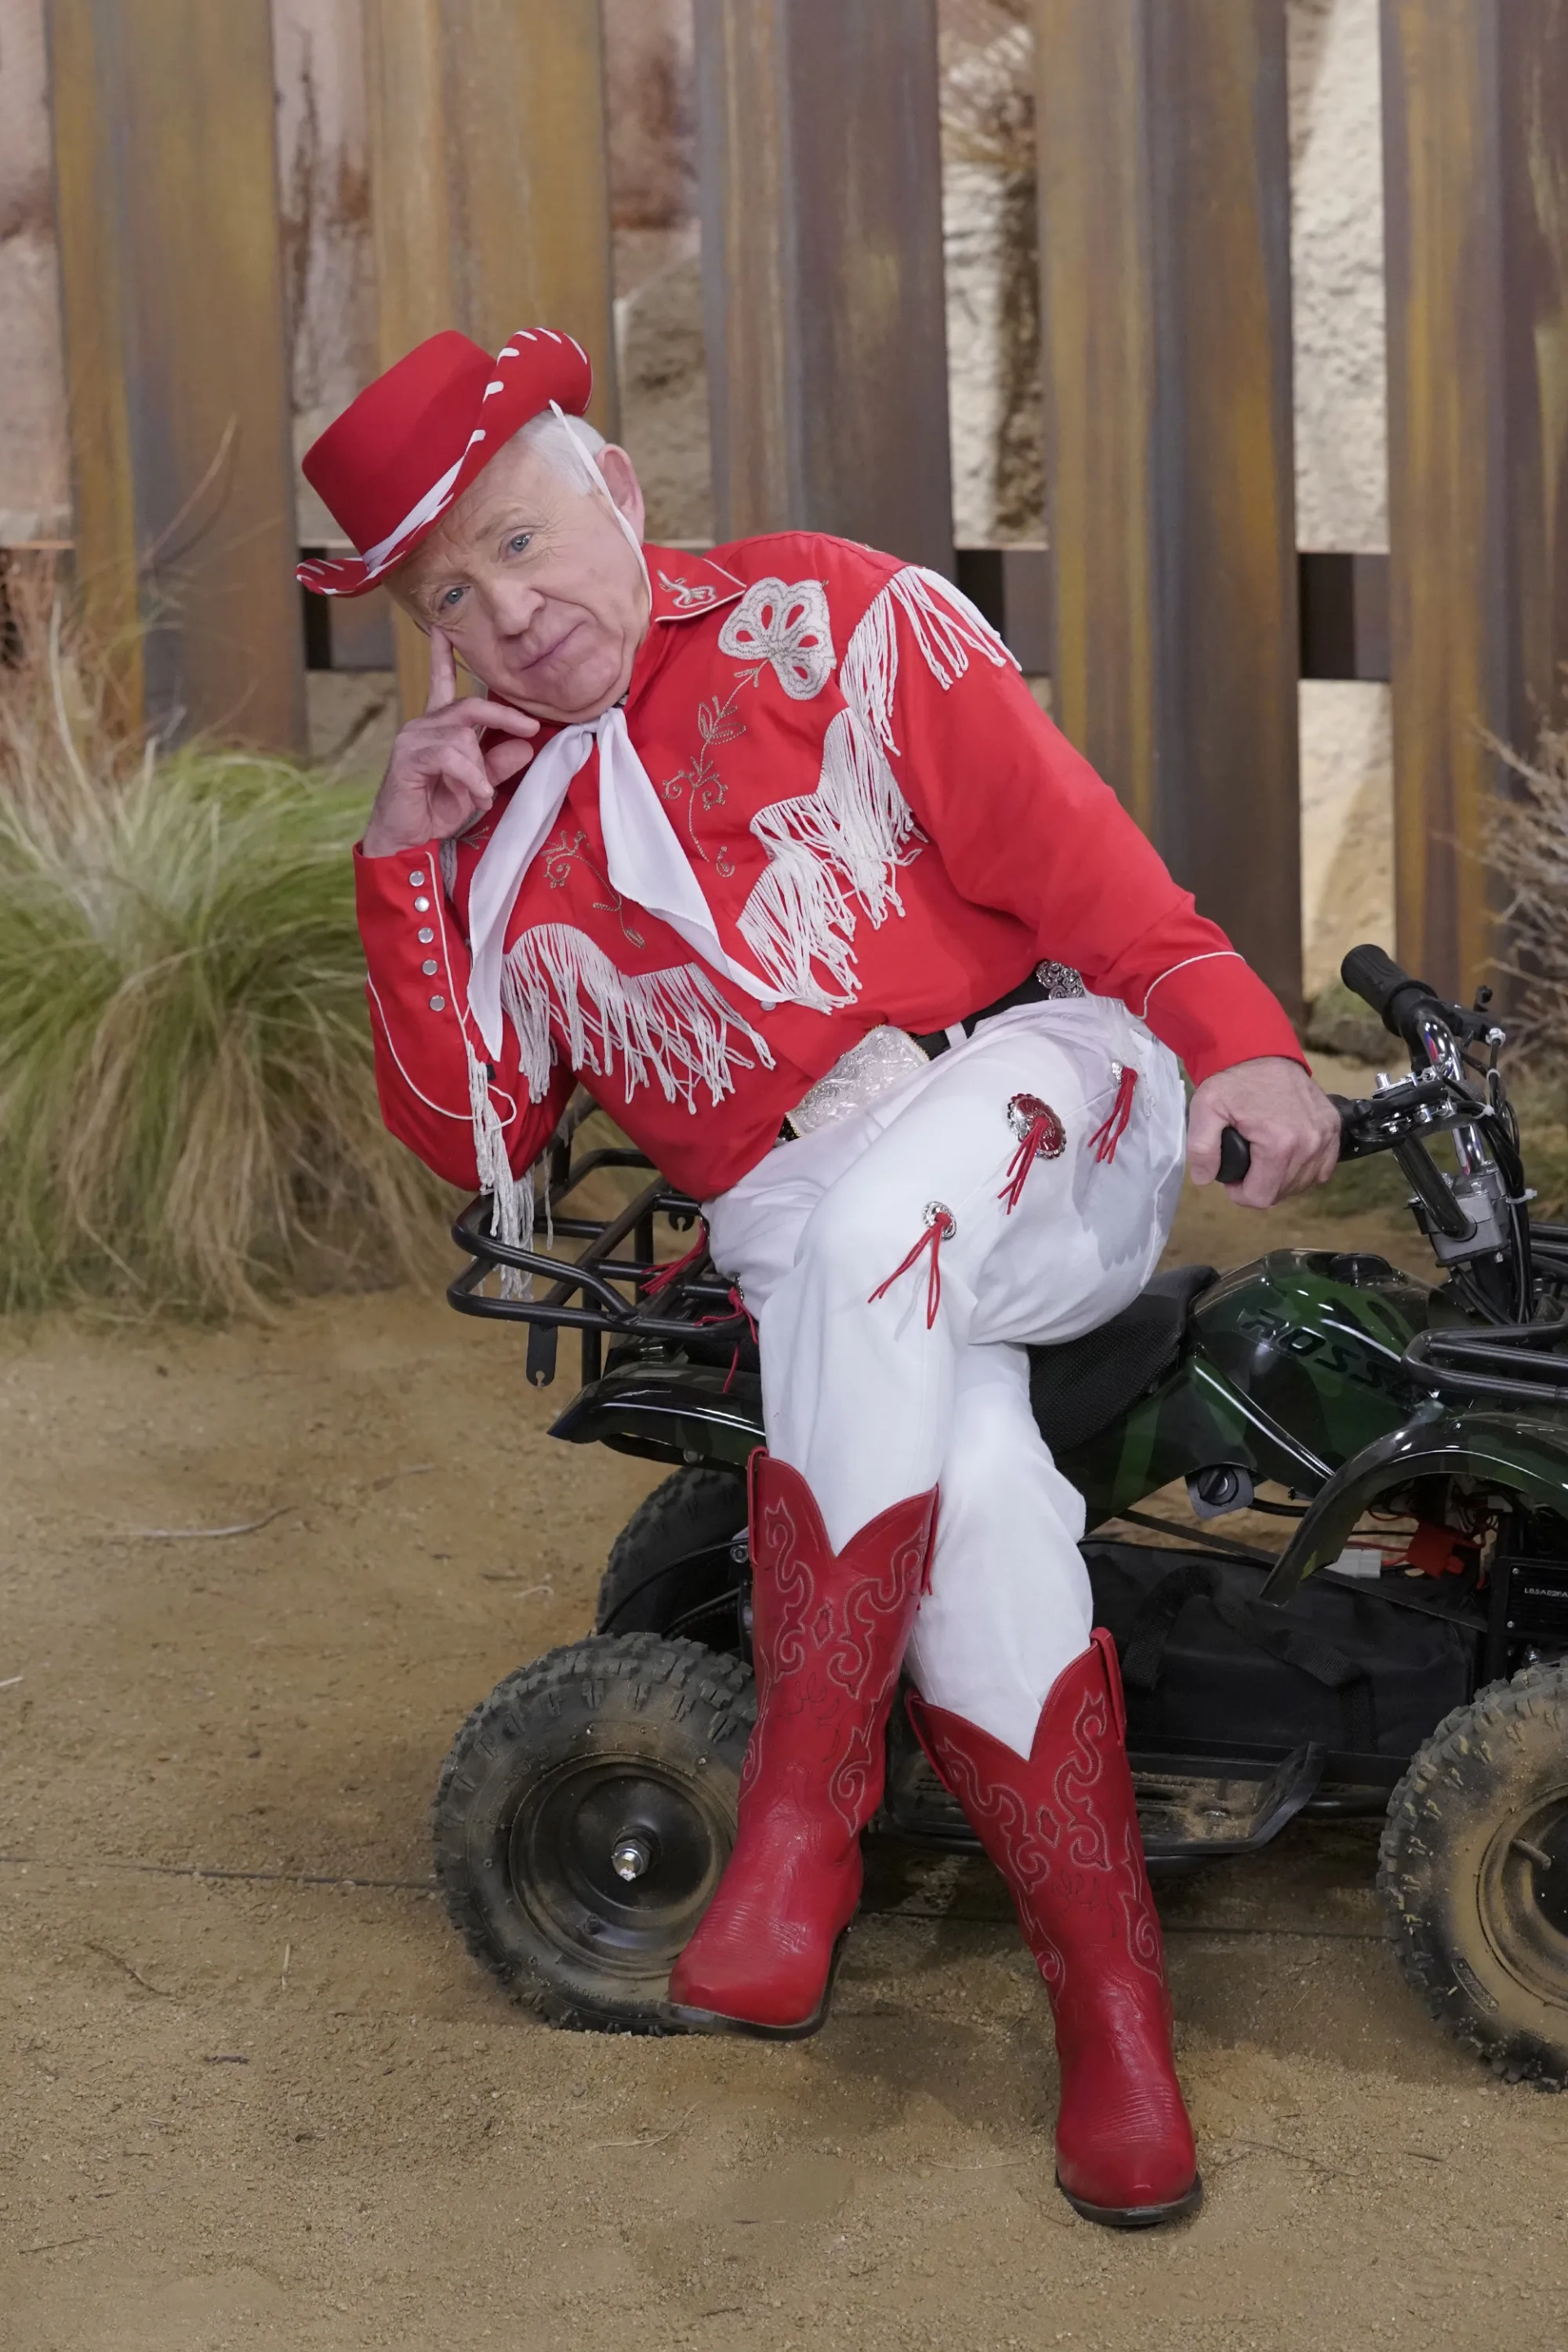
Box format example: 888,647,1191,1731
465,704,779,1061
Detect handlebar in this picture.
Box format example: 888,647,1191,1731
1214,942,1465,1187
1340,943,1451,1056
1217,1127,1252,1185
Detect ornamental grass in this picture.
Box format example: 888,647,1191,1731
0,559,451,1316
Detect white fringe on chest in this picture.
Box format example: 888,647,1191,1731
475,567,1009,1134
735,565,1015,1009
500,923,774,1111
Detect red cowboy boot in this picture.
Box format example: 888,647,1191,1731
665,1453,937,2037
909,1631,1200,2227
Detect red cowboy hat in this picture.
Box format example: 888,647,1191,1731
297,327,593,598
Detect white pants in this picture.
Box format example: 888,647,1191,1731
704,997,1187,1757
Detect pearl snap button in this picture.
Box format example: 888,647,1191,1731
413,896,430,912
429,994,446,1011
417,927,434,943
421,959,439,976
408,869,426,887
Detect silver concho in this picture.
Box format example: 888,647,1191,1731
1006,1092,1067,1158
1034,960,1086,999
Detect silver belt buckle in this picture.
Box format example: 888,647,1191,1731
785,1026,931,1139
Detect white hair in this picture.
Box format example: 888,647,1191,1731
510,407,608,483
510,405,645,573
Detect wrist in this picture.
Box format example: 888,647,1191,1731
358,822,436,862
360,820,416,858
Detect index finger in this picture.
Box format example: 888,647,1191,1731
1184,1091,1224,1187
425,626,457,715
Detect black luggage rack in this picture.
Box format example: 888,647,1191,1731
447,1107,745,1391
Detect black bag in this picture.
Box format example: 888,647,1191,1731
1085,1541,1478,1760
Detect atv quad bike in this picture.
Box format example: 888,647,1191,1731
433,945,1568,2084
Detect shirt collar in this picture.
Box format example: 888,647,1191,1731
644,546,746,626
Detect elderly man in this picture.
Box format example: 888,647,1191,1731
301,327,1340,2230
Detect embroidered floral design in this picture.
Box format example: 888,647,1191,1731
658,568,718,610
661,684,746,875
539,825,645,947
718,577,835,699
542,826,586,890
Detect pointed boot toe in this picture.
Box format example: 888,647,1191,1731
909,1633,1201,2232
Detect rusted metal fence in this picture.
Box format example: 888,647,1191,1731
37,0,1568,1012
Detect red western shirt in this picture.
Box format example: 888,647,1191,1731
354,532,1303,1201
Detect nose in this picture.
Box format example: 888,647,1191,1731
488,575,546,639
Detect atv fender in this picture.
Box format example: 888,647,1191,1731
1260,1408,1568,1602
549,1363,765,1469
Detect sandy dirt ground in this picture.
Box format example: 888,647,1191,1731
2,1134,1566,2352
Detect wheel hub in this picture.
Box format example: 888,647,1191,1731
508,1758,732,1979
1479,1784,1568,2008
611,1833,654,1882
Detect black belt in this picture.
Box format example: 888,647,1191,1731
911,960,1085,1058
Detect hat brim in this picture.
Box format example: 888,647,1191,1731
297,330,592,599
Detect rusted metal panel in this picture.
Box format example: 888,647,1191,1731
47,0,305,750
1034,0,1302,1016
367,0,618,715
1383,0,1568,1000
1382,2,1502,1000
695,0,953,574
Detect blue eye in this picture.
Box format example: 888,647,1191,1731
508,532,532,555
439,586,464,611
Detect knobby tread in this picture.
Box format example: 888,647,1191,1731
1377,1662,1568,2087
433,1632,755,2034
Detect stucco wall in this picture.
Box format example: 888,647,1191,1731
1288,0,1395,999
0,0,69,546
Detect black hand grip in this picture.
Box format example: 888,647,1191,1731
1217,1126,1251,1185
1340,942,1449,1051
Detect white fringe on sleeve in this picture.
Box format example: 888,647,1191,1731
466,1037,535,1301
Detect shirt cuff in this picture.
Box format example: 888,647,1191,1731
1139,952,1306,1086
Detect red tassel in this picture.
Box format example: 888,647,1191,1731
695,1281,757,1395
997,1091,1067,1214
1088,1063,1138,1164
1000,1114,1057,1214
643,1223,709,1298
868,1206,956,1330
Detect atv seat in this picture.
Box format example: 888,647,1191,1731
1028,1263,1218,1456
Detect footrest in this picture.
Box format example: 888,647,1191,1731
880,1707,1324,1862
1132,1742,1325,1861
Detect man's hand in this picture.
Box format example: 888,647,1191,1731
1187,1057,1343,1208
360,628,539,858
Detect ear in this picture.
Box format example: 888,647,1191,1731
597,444,646,542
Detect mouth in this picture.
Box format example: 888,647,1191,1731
517,621,582,672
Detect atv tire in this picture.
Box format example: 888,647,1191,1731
434,1633,755,2033
595,1465,749,1646
1379,1663,1568,2086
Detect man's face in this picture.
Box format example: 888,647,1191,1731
390,432,650,723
